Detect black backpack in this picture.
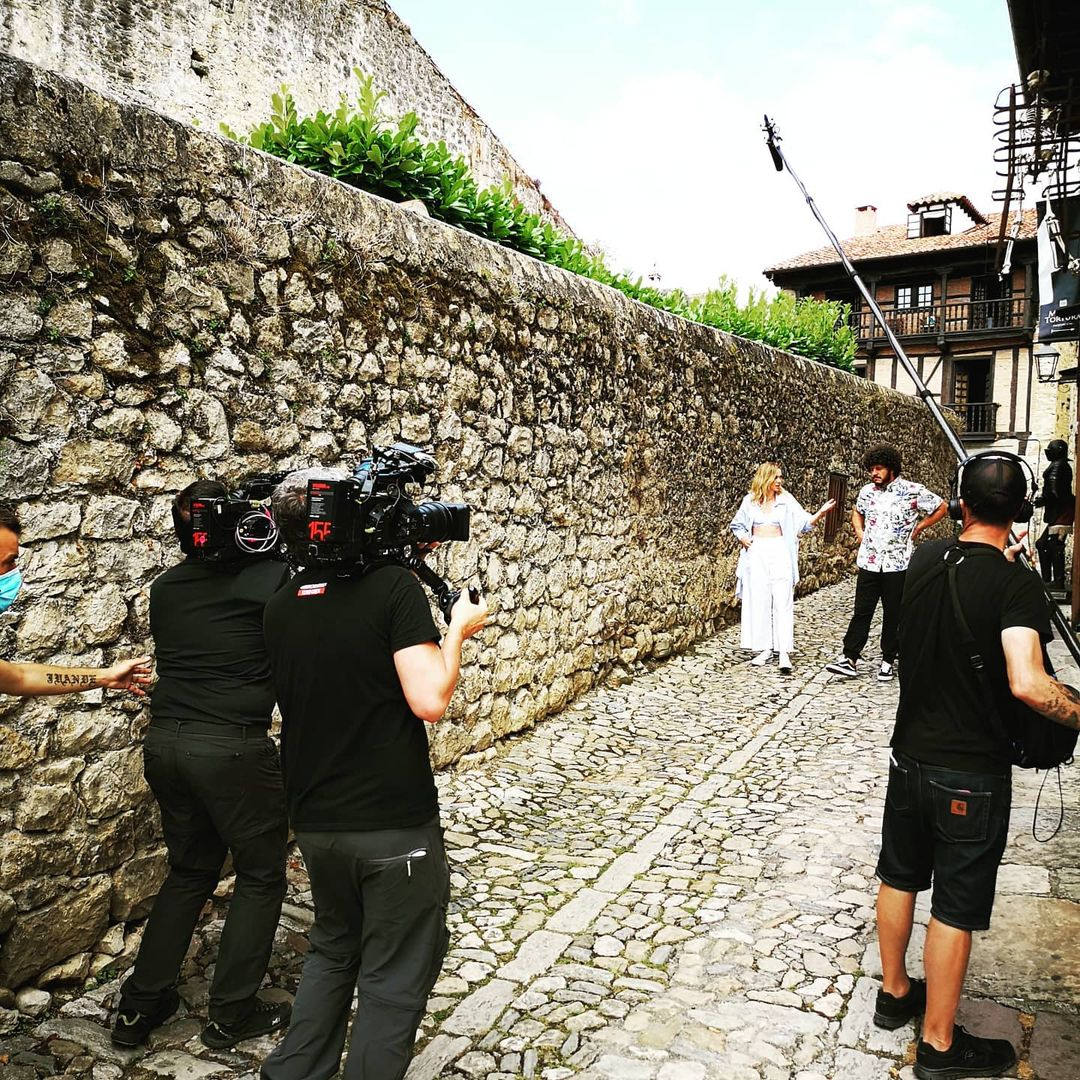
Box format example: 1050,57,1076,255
940,544,1078,772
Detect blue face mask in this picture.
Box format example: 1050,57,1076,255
0,569,23,612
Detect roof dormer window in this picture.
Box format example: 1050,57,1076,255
907,205,952,238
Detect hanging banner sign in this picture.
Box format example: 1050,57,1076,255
1037,196,1080,342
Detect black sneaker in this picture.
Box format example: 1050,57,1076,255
873,977,926,1029
200,1000,292,1049
825,656,859,678
111,987,181,1048
914,1024,1017,1080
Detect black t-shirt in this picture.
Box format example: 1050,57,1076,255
891,539,1052,772
262,564,441,831
149,558,286,727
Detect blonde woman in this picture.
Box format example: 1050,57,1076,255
730,463,836,672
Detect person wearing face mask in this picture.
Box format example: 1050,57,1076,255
0,502,23,614
0,502,152,696
730,463,836,673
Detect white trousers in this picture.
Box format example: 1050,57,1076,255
740,536,795,652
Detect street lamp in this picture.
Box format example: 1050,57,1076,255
1035,345,1061,383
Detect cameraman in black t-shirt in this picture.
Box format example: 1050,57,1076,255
260,468,488,1080
872,454,1080,1079
112,482,291,1051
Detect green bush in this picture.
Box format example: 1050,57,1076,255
222,73,855,370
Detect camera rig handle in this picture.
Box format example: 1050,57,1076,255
403,550,480,622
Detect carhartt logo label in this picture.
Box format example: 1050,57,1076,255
950,799,968,817
297,582,327,598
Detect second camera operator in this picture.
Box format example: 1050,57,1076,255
260,467,488,1080
113,481,290,1050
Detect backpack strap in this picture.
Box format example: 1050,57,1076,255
943,549,1016,753
944,547,1066,841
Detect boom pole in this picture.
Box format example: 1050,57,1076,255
762,115,1080,665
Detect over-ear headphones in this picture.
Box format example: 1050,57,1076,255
947,450,1037,523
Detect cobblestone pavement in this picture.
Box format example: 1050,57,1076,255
3,579,1078,1079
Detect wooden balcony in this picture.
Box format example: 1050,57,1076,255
945,401,1000,439
850,296,1031,342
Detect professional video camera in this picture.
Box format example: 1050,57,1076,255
298,443,474,618
176,473,285,560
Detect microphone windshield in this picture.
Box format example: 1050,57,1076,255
763,115,784,172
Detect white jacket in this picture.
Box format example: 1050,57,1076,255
729,492,812,599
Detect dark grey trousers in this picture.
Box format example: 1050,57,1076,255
261,818,449,1080
120,724,288,1026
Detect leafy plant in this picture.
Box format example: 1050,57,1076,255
222,73,855,370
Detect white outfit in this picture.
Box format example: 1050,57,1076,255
742,536,794,651
730,493,813,653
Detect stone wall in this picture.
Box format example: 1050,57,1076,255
0,55,956,991
0,0,571,229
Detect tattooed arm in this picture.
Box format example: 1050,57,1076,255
1002,627,1080,730
0,656,153,697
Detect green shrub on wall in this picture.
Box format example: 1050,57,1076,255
222,73,855,371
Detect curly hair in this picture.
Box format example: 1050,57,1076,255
862,444,902,477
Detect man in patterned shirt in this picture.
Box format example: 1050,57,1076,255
826,444,947,681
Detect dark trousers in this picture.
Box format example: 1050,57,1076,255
120,724,287,1026
842,568,906,662
261,818,449,1080
1035,526,1067,585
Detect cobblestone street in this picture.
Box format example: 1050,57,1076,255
4,579,1078,1079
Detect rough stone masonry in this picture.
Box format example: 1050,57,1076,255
0,0,569,228
0,54,955,993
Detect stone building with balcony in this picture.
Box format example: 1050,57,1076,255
764,195,1054,458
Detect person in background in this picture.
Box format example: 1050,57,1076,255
825,445,947,682
1034,438,1073,589
0,501,151,696
730,462,835,673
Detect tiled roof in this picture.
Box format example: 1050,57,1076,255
906,192,987,223
764,207,1037,276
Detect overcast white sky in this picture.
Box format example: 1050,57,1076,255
391,0,1019,295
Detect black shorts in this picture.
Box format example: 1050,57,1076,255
876,750,1011,932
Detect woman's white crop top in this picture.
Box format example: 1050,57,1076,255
749,502,784,528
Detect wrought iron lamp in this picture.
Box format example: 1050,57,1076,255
1035,345,1061,383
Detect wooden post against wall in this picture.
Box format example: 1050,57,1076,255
1072,375,1080,627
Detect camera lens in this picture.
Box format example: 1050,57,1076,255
399,502,470,544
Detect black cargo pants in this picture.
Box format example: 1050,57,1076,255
119,722,288,1026
261,817,449,1080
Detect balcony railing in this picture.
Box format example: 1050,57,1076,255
945,401,1000,437
849,296,1031,341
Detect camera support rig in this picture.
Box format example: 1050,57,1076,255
298,443,477,623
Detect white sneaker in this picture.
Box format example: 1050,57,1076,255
778,652,792,672
751,649,772,666
877,660,896,682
